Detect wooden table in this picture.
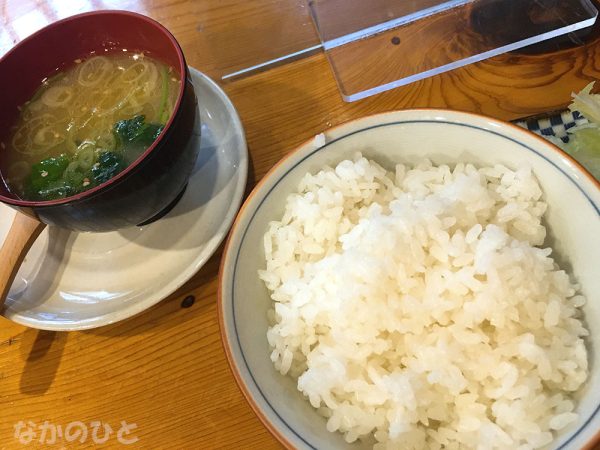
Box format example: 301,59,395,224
1,0,600,448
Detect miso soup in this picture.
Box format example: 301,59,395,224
0,52,180,201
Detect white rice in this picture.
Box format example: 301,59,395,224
259,154,589,449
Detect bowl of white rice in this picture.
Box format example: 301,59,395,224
218,109,600,450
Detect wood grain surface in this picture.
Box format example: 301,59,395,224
1,0,600,448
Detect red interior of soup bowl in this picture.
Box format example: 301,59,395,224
0,10,187,206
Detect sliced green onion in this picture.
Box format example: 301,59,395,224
75,141,96,170
64,161,80,174
157,65,169,124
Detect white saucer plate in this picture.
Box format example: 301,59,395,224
0,67,248,330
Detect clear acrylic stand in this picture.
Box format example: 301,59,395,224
308,0,598,101
221,0,598,102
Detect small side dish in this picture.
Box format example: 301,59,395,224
260,154,589,449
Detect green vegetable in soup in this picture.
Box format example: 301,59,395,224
20,114,162,201
63,162,86,188
75,141,97,170
3,53,179,201
158,65,170,124
22,149,126,201
25,154,70,198
24,153,82,200
30,154,69,185
113,115,164,164
113,115,164,147
35,179,74,200
91,151,126,185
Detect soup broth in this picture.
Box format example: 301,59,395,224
0,52,180,201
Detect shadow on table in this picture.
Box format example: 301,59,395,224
19,329,67,395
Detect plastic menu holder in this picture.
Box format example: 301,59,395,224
308,0,598,101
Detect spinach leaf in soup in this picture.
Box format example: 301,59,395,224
113,115,164,147
91,151,126,185
21,114,163,201
25,154,70,200
23,150,126,201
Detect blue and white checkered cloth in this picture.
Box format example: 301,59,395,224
515,110,587,142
